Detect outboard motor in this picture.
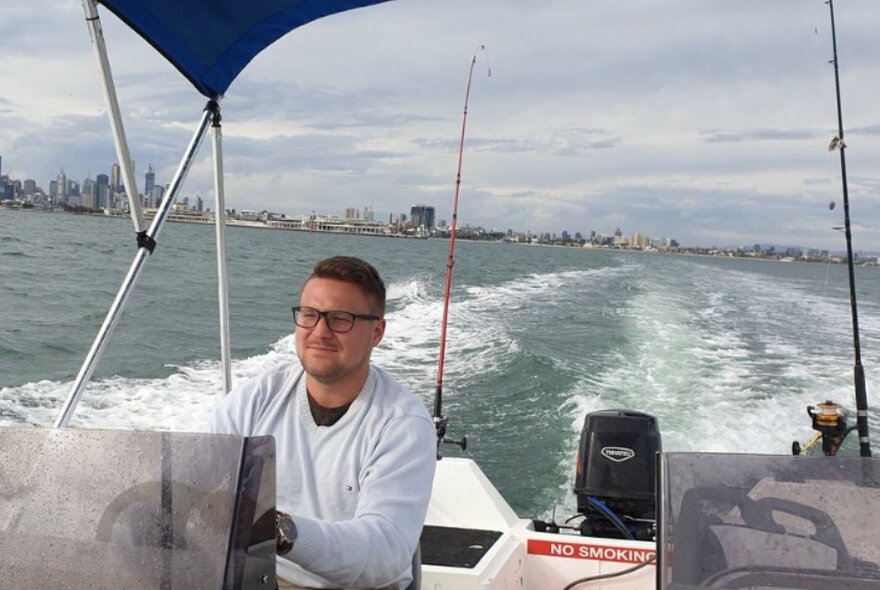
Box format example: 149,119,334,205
574,410,660,541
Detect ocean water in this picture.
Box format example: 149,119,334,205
2,210,879,517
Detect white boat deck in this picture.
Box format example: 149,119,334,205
422,458,655,590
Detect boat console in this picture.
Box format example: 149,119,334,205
658,452,880,589
0,427,276,588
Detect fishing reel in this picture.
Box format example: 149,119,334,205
791,400,853,456
434,415,467,457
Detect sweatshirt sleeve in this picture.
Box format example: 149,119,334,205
285,411,437,588
207,378,258,436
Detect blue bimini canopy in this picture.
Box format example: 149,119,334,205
98,0,395,99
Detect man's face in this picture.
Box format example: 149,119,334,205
295,277,385,390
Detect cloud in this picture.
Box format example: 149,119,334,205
412,128,619,156
850,124,880,136
2,0,880,249
699,129,822,144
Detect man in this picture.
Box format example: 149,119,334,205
210,256,436,589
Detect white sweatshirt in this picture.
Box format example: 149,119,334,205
209,359,436,589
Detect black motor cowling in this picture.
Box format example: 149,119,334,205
574,410,660,540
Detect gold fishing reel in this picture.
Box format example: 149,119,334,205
791,400,850,456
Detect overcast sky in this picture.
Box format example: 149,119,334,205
1,0,879,250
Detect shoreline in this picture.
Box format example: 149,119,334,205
1,206,873,266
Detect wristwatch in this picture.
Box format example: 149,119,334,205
276,510,297,555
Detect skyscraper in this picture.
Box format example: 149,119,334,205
111,163,121,194
57,169,68,201
82,177,95,209
145,165,155,197
96,174,110,209
23,179,37,196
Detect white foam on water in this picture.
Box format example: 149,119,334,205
462,265,634,312
375,276,445,389
376,273,536,399
564,261,879,468
548,261,877,521
0,337,297,432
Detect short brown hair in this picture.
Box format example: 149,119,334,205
304,256,386,315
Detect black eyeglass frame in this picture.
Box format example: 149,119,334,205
291,305,381,333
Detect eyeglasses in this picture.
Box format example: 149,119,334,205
292,306,380,333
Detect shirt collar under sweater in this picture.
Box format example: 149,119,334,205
306,391,352,426
294,366,377,433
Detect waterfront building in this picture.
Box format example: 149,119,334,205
410,204,435,231
631,232,649,249
147,184,164,208
267,214,391,235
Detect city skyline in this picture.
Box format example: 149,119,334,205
5,152,701,250
2,147,867,256
5,154,876,255
1,156,679,246
1,1,879,249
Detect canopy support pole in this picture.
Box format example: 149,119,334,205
54,107,213,428
81,0,144,233
208,101,233,394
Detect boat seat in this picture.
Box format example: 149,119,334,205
420,525,502,568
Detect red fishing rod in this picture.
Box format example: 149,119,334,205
434,46,490,454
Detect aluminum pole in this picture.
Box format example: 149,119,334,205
209,102,233,394
54,108,213,428
81,0,144,232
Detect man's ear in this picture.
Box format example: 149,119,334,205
371,318,386,347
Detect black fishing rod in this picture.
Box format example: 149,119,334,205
826,0,871,457
433,46,490,455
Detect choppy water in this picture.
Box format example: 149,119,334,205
1,210,878,517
